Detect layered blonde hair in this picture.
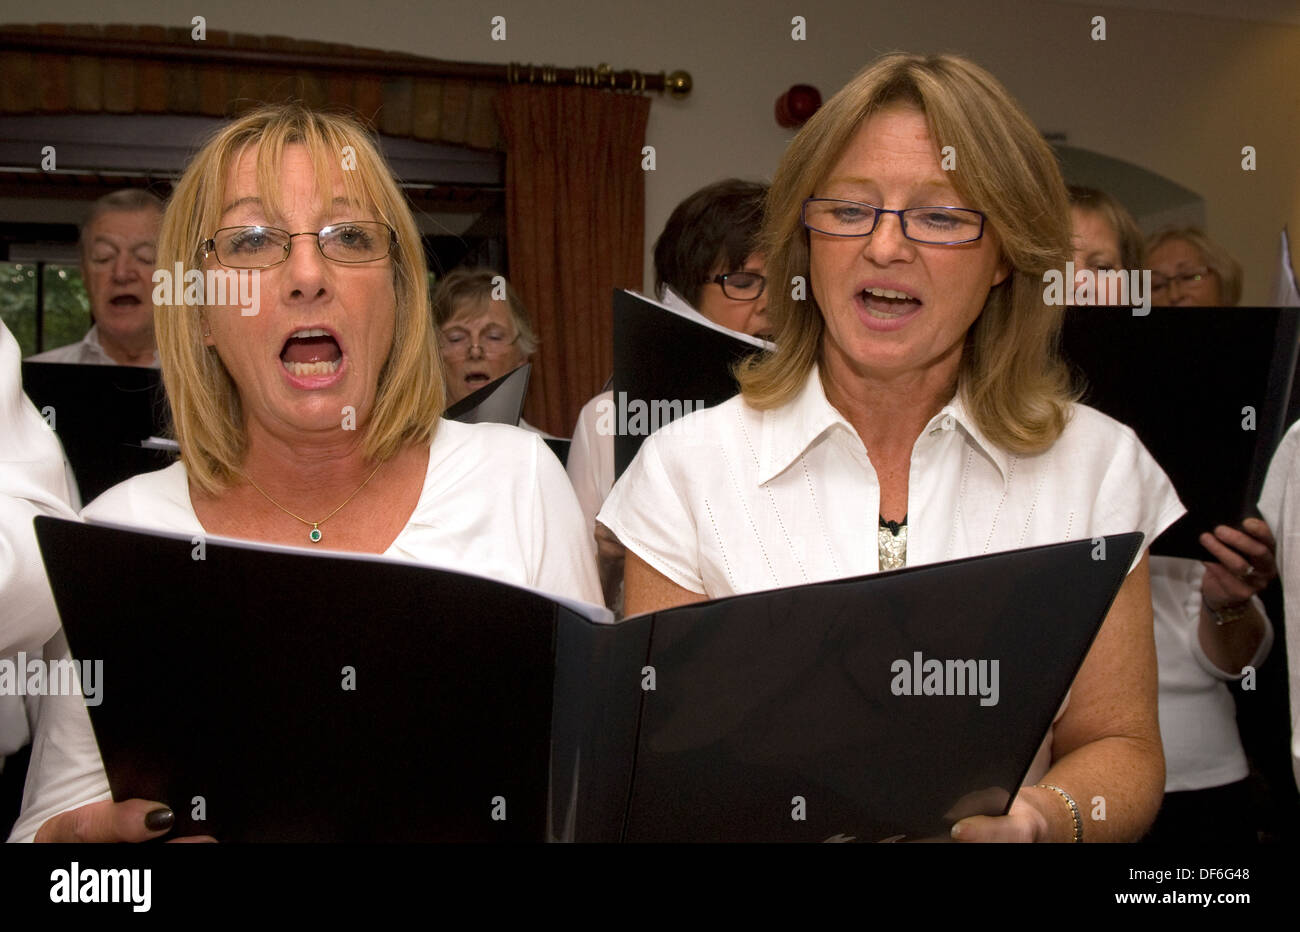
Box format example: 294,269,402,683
738,52,1077,453
155,103,443,493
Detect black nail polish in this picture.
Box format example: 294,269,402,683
144,808,174,831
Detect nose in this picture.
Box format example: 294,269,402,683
112,251,139,282
281,233,328,301
1164,277,1185,305
861,210,915,264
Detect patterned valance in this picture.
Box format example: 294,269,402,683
0,23,503,149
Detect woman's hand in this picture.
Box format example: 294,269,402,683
1199,517,1277,608
1198,517,1275,674
950,788,1059,842
35,799,214,843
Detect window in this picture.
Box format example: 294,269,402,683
0,261,90,357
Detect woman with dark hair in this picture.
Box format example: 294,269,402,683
566,178,770,607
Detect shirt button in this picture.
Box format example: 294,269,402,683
942,415,955,430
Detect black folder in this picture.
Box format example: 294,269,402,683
612,290,772,478
37,516,1139,842
19,361,173,503
443,363,530,425
1060,307,1300,558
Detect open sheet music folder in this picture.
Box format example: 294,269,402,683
36,517,1140,842
1061,306,1300,558
20,361,174,503
612,289,773,478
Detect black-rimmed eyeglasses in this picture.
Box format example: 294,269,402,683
704,270,766,300
802,198,986,245
201,221,397,269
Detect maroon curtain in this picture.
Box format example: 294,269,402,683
495,85,650,436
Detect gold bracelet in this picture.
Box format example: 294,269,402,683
1204,597,1250,627
1034,783,1083,842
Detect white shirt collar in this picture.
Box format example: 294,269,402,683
81,325,113,362
756,363,1011,485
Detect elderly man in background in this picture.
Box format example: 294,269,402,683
27,189,163,367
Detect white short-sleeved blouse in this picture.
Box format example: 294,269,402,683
599,363,1184,597
597,364,1183,788
1258,418,1300,789
8,418,600,842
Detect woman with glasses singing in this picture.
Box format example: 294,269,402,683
1146,226,1243,307
597,53,1185,842
11,103,599,843
432,267,552,435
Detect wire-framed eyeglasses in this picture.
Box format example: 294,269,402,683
201,221,397,269
802,198,987,245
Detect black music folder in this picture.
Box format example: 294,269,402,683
20,361,173,503
612,290,772,477
443,362,530,425
36,517,1139,842
1061,306,1300,558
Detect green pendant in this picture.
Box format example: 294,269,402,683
309,527,322,543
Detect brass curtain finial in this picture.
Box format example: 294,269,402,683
665,70,692,99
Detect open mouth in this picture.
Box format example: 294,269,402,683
281,327,343,378
108,295,143,308
464,370,491,388
858,286,922,320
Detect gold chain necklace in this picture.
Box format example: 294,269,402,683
241,462,383,543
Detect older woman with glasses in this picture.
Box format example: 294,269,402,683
598,53,1185,842
12,103,599,843
432,267,550,434
1147,226,1243,307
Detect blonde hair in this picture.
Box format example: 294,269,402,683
155,103,443,493
738,52,1077,454
432,267,539,356
1146,226,1242,306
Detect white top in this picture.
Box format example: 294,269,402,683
1149,556,1272,792
598,364,1184,786
1,320,79,659
564,286,767,535
566,389,614,536
25,324,158,368
7,418,601,842
1258,418,1300,789
599,364,1184,595
0,320,79,768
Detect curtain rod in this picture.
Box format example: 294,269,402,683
0,30,693,97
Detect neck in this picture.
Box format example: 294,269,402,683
819,342,960,457
237,422,380,515
97,326,155,366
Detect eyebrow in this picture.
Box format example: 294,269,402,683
220,195,362,220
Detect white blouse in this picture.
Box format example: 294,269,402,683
1150,555,1272,792
1258,418,1300,789
77,418,600,603
599,363,1184,597
597,364,1184,788
8,418,600,842
566,389,614,536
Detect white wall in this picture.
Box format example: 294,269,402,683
9,0,1299,302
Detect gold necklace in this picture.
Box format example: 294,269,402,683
241,462,384,543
